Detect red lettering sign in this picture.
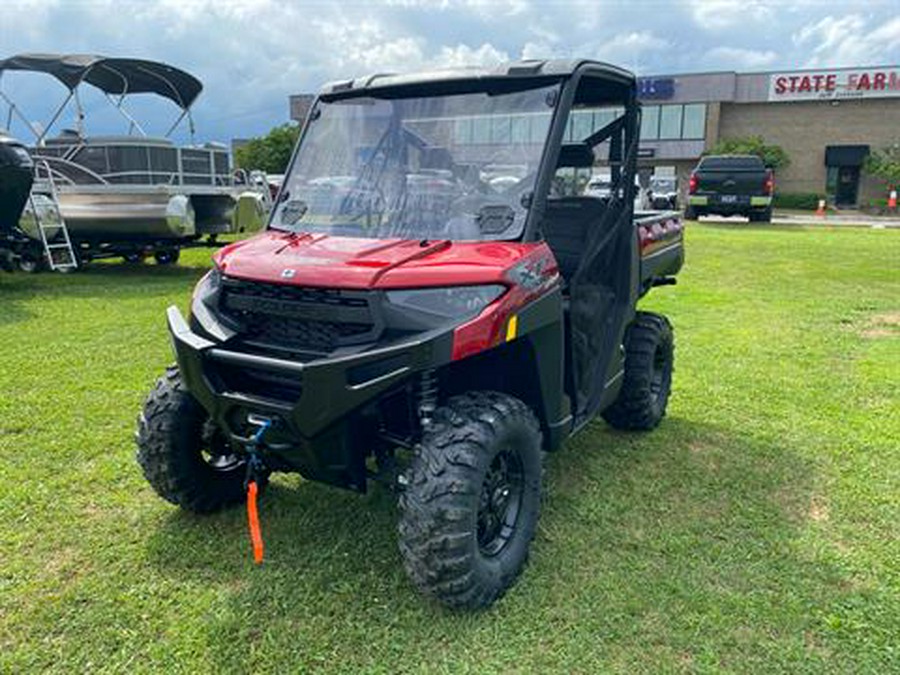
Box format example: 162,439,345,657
770,68,900,101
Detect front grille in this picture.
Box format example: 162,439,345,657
215,362,303,402
219,279,378,355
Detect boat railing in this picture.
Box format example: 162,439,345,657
100,170,233,187
37,140,232,188
33,156,108,187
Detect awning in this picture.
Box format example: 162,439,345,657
825,145,870,167
0,53,202,109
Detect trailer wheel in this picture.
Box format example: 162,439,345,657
136,366,262,513
17,251,45,273
154,249,180,265
602,312,674,431
124,253,146,264
398,391,543,610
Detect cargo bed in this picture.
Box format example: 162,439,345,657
636,210,684,294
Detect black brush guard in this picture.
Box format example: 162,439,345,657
167,306,454,490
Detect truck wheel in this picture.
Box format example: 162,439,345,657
602,312,674,431
398,391,543,610
684,206,697,220
136,366,260,513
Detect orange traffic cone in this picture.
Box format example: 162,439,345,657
816,199,826,217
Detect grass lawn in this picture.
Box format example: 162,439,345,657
1,223,898,673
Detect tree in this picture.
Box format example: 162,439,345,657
704,135,790,170
234,123,300,174
864,144,900,190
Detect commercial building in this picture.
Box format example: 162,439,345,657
290,64,899,208
633,65,899,207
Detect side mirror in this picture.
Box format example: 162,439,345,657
279,199,307,225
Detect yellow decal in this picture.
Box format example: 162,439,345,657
506,315,518,342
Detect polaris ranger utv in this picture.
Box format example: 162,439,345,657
137,59,684,609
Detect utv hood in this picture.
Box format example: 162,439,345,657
214,231,547,289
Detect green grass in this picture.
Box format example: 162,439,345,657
1,224,898,673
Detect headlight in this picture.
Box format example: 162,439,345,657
385,285,506,319
192,266,222,305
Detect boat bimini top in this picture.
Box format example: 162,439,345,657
0,53,204,143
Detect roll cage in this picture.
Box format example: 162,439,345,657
283,59,643,424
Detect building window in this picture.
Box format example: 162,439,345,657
658,105,683,140
454,118,472,144
472,117,490,144
681,103,706,139
641,105,659,140
491,116,511,144
529,113,551,144
510,115,529,143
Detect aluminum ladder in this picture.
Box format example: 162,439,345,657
32,160,78,272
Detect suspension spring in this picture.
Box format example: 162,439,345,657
417,369,439,426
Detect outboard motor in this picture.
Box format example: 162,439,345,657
0,131,34,234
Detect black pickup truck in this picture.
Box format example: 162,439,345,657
685,155,774,222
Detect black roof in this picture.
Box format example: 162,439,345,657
0,53,203,109
319,59,635,98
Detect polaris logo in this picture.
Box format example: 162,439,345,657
281,268,296,279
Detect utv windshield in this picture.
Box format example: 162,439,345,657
271,83,559,240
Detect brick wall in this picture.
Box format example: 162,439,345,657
718,99,899,204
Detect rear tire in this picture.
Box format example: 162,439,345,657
136,366,260,513
603,312,674,431
684,206,698,220
398,391,543,610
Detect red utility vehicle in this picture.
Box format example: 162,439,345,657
137,59,684,609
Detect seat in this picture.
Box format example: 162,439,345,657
541,196,607,281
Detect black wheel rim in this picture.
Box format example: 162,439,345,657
200,420,244,474
477,446,524,557
649,343,669,400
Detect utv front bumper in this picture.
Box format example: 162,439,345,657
167,306,454,488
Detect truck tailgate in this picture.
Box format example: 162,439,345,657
697,169,766,196
636,211,683,291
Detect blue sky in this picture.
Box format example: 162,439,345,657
1,0,898,144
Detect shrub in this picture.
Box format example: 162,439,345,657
704,136,791,170
773,192,822,210
863,144,900,190
234,123,301,174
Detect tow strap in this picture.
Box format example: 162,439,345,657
246,480,264,564
244,417,271,565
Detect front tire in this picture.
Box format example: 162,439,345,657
398,392,543,610
136,366,257,513
603,312,674,431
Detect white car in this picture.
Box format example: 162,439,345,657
585,174,650,210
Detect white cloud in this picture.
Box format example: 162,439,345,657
795,15,900,67
2,1,898,143
687,0,775,29
705,46,778,69
435,43,510,68
311,18,426,72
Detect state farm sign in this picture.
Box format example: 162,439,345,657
768,67,900,102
